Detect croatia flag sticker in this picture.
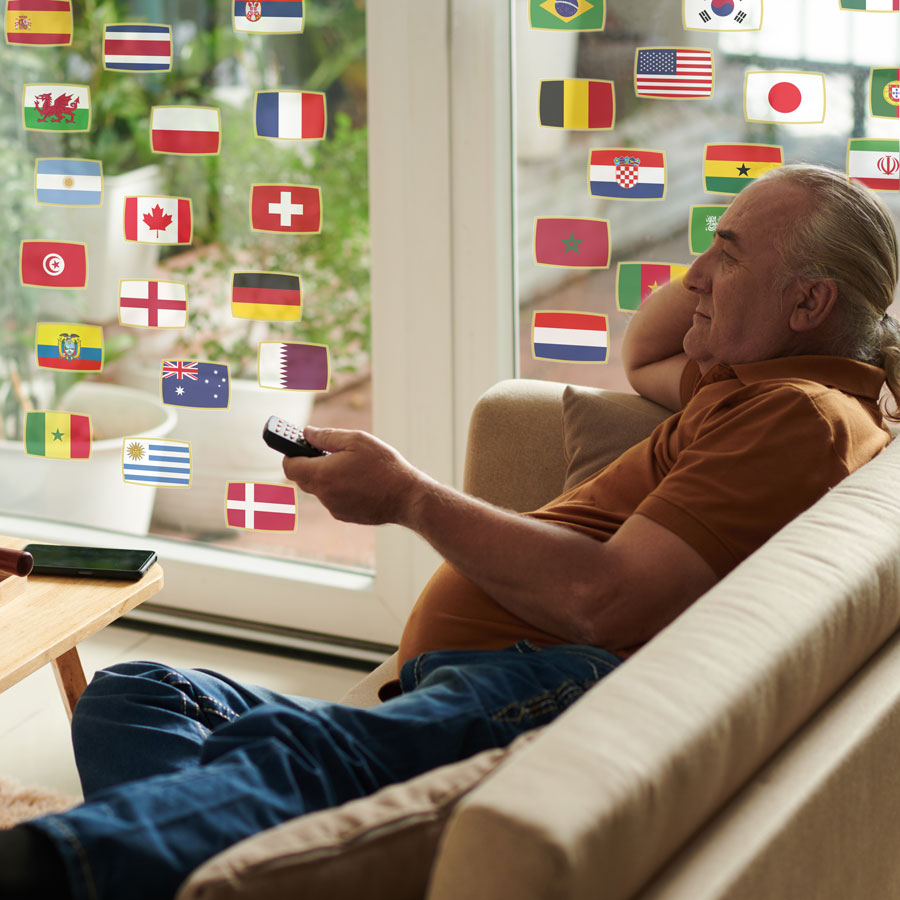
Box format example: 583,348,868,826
532,311,608,364
225,482,298,532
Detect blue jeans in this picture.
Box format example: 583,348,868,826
27,641,623,900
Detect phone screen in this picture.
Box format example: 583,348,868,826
23,544,157,579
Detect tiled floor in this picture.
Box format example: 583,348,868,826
0,625,363,799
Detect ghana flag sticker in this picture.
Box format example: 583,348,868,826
703,143,783,194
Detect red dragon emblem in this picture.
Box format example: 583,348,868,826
244,1,262,22
34,92,81,125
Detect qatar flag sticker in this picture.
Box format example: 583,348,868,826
744,71,826,124
225,482,298,532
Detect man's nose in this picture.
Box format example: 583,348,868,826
683,252,711,294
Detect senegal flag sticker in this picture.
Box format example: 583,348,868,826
24,411,91,459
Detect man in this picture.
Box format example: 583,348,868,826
2,164,898,899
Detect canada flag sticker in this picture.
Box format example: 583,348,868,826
123,195,193,245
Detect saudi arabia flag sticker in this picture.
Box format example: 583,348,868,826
23,84,91,133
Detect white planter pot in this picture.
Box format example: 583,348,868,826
56,164,164,324
118,368,314,534
0,382,177,535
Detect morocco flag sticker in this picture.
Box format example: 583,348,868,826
20,240,87,288
124,195,192,245
533,217,610,268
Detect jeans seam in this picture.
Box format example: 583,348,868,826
159,671,236,733
41,818,100,900
489,678,593,724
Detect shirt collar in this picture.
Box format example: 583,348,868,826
700,355,886,401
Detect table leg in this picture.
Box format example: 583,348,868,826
51,646,88,722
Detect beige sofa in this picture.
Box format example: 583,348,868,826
179,377,900,900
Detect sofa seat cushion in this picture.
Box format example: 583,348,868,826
176,731,539,900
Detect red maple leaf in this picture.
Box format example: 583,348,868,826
143,204,173,237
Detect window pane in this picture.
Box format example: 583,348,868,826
0,0,373,572
515,0,900,392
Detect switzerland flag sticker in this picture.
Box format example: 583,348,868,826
124,195,193,245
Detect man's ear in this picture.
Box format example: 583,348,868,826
788,278,839,333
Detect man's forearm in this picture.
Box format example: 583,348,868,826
399,477,610,644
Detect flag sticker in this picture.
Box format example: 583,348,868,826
635,47,714,98
589,148,666,200
529,0,605,30
161,360,230,409
255,91,326,140
840,0,899,9
35,158,102,206
103,23,172,72
689,205,727,254
124,195,193,245
35,322,103,372
617,262,690,311
119,280,188,328
532,311,608,364
250,184,322,234
538,79,615,129
683,0,762,30
232,272,302,321
744,71,826,123
533,217,610,268
123,438,191,487
870,68,900,119
226,482,298,532
234,1,304,34
703,143,783,194
151,106,221,155
258,342,330,391
23,83,90,132
847,139,900,192
5,0,72,45
20,240,87,289
24,411,91,459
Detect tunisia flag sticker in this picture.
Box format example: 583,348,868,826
124,195,193,245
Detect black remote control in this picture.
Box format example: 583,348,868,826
262,415,327,458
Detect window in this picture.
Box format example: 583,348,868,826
514,0,900,393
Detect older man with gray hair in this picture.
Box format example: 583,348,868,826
2,164,898,900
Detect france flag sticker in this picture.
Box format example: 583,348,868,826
35,158,102,206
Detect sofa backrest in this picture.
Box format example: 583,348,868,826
428,437,900,900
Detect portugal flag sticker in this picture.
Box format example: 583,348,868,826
24,411,91,459
533,217,610,268
744,71,826,123
20,240,87,288
5,0,73,45
870,67,900,119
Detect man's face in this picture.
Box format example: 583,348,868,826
682,179,813,372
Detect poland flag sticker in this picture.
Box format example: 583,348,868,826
744,71,826,124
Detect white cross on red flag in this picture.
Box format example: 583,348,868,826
250,184,322,233
225,482,298,531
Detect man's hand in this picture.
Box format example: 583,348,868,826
281,426,435,526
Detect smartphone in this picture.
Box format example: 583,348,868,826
22,544,157,581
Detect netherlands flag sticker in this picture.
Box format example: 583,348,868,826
532,311,608,363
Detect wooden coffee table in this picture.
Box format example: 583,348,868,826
0,535,164,720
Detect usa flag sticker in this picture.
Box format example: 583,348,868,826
532,311,608,364
225,482,298,532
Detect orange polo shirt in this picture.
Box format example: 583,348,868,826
398,356,891,665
